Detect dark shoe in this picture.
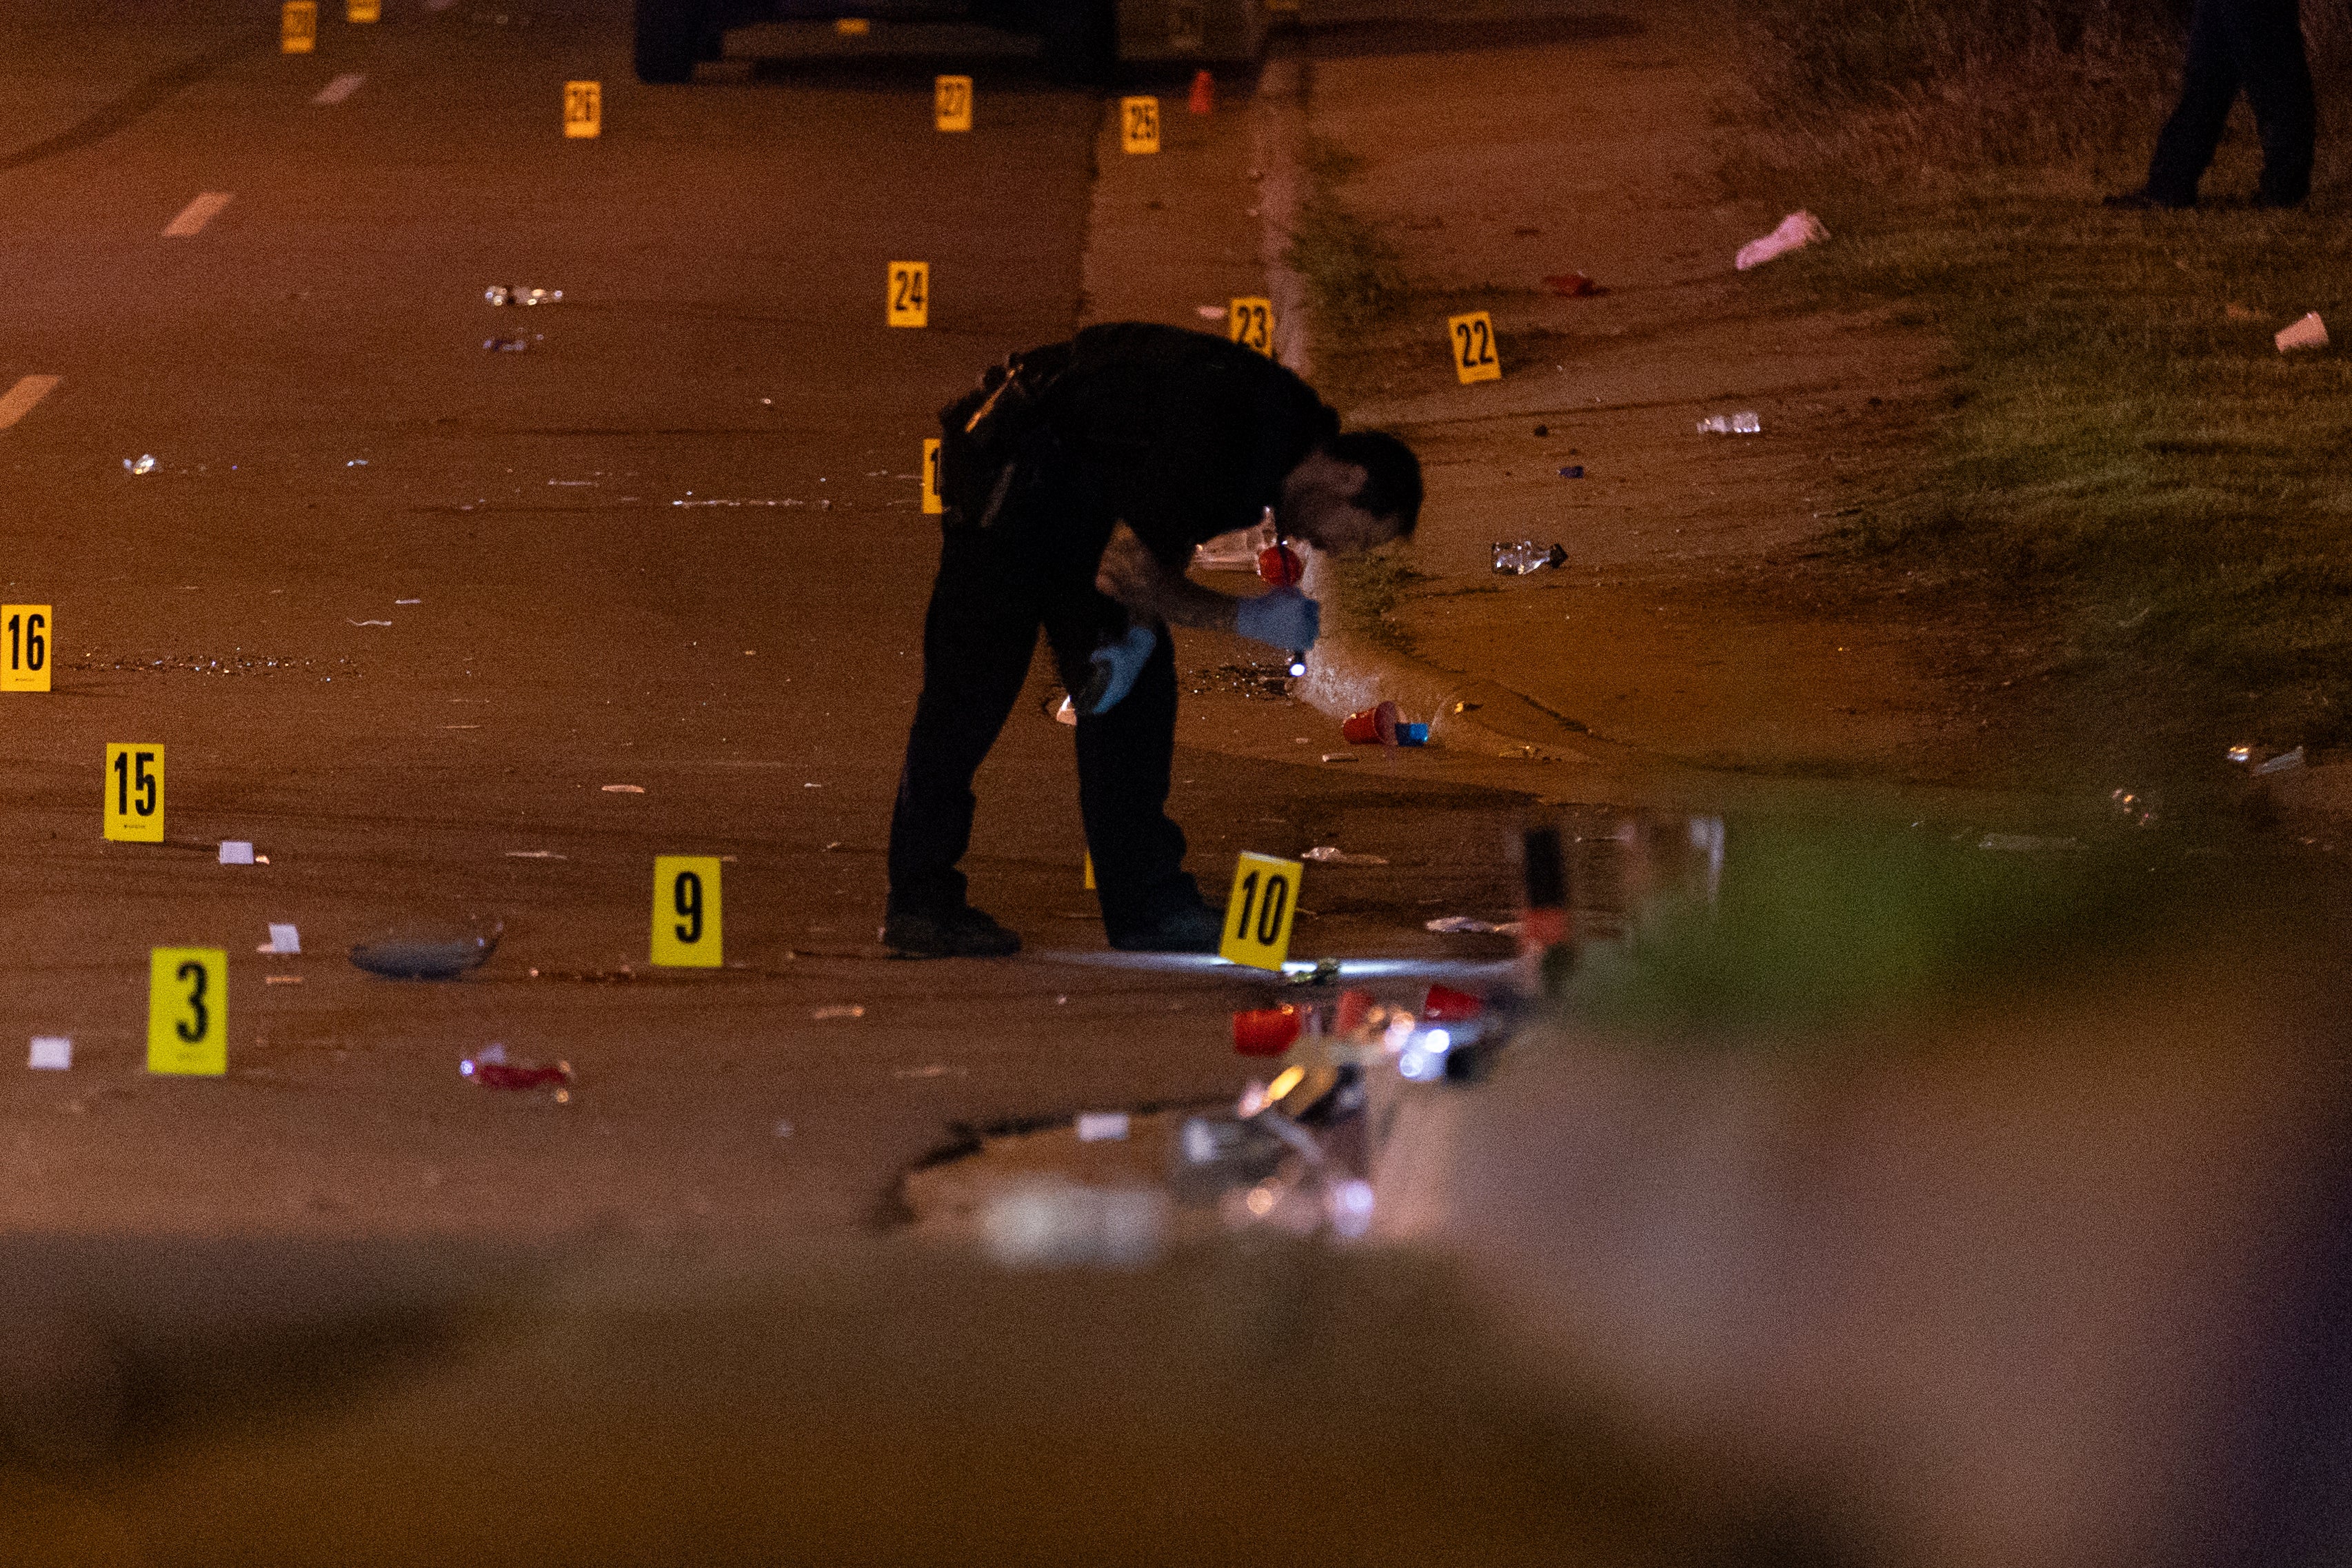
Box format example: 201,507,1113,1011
882,904,1022,958
2102,188,2193,211
1109,903,1225,954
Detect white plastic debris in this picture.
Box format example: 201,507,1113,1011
2254,745,2306,776
1698,411,1762,435
219,841,256,865
262,923,300,954
1301,845,1388,865
1425,916,1502,934
1055,694,1078,726
125,454,157,475
2275,313,2329,353
28,1036,70,1071
601,783,645,794
1076,1112,1130,1142
981,1180,1167,1269
1736,210,1827,270
811,1004,865,1021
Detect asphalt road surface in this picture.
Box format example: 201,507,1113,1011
0,0,1532,1243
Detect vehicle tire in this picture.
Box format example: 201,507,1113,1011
1038,0,1117,83
634,0,710,83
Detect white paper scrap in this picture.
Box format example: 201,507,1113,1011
219,840,256,865
28,1036,70,1070
1076,1112,1131,1143
266,923,301,954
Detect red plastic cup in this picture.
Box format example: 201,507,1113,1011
1232,1005,1303,1056
1256,543,1304,586
1422,984,1484,1023
1342,701,1400,745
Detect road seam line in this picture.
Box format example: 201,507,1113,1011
163,191,234,237
0,375,61,431
312,72,365,105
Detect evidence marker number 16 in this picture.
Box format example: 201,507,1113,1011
651,856,723,967
105,743,164,842
1220,852,1303,971
2,604,50,692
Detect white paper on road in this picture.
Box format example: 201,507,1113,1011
0,374,61,430
163,191,234,237
313,73,366,105
28,1036,70,1070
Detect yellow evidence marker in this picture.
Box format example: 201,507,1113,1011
1220,852,1303,972
888,261,929,328
835,17,871,34
922,438,944,514
281,1,316,52
1228,296,1274,356
1120,96,1161,154
148,947,227,1076
650,856,723,967
104,743,164,843
935,74,973,132
564,80,602,139
347,0,379,21
2,604,51,692
1448,310,1502,384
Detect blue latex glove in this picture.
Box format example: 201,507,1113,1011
1080,622,1158,716
1234,586,1320,654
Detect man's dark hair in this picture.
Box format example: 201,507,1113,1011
1323,430,1423,536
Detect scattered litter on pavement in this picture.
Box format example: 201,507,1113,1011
124,454,157,475
460,1043,572,1099
1977,832,2080,853
1076,1112,1129,1142
1736,210,1827,270
257,923,301,954
2255,745,2306,775
1343,701,1400,745
811,1004,865,1021
1532,423,1547,436
1697,411,1762,435
348,619,391,626
483,285,563,306
2110,787,2160,829
1540,272,1604,297
2276,313,2329,353
1193,514,1277,570
218,841,255,865
894,1063,965,1080
1055,694,1077,725
481,336,533,352
28,1036,70,1071
1195,303,1227,320
504,849,565,859
350,929,499,979
1257,542,1304,585
1557,464,1584,478
1320,752,1359,763
1424,915,1522,935
1492,540,1568,575
981,1180,1167,1269
2229,745,2253,763
264,975,302,985
345,459,369,467
773,1119,794,1138
1301,846,1387,865
396,597,421,605
601,783,645,793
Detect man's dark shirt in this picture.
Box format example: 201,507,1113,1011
1014,323,1340,573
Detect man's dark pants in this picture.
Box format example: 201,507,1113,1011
2144,0,2314,205
886,503,1203,941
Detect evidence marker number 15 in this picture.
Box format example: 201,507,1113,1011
1221,852,1303,971
105,743,165,842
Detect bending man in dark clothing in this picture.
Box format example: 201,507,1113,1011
2109,0,2313,209
884,322,1422,958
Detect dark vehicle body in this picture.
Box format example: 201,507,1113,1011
634,0,1272,83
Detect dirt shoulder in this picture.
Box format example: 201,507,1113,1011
1285,1,2038,798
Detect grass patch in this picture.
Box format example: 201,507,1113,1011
1727,0,2352,767
1286,137,1407,331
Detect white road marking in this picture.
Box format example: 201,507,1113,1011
312,72,365,105
162,191,233,237
0,374,61,430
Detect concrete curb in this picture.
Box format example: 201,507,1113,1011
1249,40,1596,765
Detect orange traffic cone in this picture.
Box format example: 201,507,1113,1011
1189,69,1214,114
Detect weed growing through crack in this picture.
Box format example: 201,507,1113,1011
1286,137,1407,330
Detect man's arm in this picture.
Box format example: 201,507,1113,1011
1094,522,1241,634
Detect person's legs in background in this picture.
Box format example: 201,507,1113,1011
2141,0,2243,205
2234,0,2315,205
